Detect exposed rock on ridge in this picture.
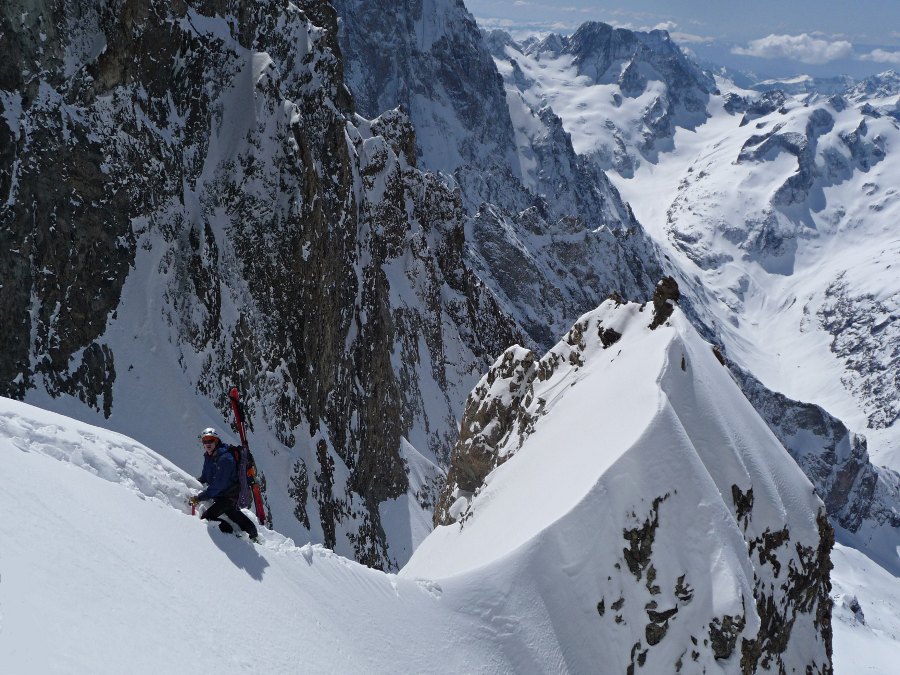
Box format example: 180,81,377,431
734,364,900,573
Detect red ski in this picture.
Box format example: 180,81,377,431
228,387,267,526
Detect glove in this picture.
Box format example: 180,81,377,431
189,495,200,506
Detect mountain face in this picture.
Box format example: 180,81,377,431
0,0,527,569
334,0,665,352
846,69,900,105
489,21,715,177
415,292,833,673
734,364,900,575
333,0,518,174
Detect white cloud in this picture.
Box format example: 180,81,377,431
732,33,853,65
472,15,582,39
475,17,515,29
640,20,714,44
858,48,900,64
671,31,716,45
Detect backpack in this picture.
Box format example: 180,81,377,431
226,444,259,508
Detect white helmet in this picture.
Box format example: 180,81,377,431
199,427,220,442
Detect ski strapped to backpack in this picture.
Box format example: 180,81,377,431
228,387,267,526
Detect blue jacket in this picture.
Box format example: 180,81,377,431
198,443,239,501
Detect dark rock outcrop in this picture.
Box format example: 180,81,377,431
649,276,680,329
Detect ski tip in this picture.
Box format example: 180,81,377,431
229,387,239,399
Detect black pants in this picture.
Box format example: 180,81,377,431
201,498,258,538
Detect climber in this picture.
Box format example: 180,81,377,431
190,427,259,541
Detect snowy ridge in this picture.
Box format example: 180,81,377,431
1,374,897,671
416,300,832,672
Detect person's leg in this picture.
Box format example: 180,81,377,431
224,504,259,538
200,499,233,532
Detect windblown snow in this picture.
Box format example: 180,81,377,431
3,301,897,672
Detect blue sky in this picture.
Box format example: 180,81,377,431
465,0,900,79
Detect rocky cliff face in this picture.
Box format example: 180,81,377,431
0,0,136,406
0,0,522,569
333,0,519,174
334,0,665,351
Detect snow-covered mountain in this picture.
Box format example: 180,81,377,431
0,0,676,571
420,292,833,672
5,10,900,668
6,297,898,671
619,82,900,462
2,255,898,673
492,23,900,467
333,0,666,348
846,70,900,105
486,22,715,178
751,75,856,97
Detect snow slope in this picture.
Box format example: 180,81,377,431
831,544,900,673
0,397,512,673
1,327,898,671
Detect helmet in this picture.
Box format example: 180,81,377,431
199,427,220,443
